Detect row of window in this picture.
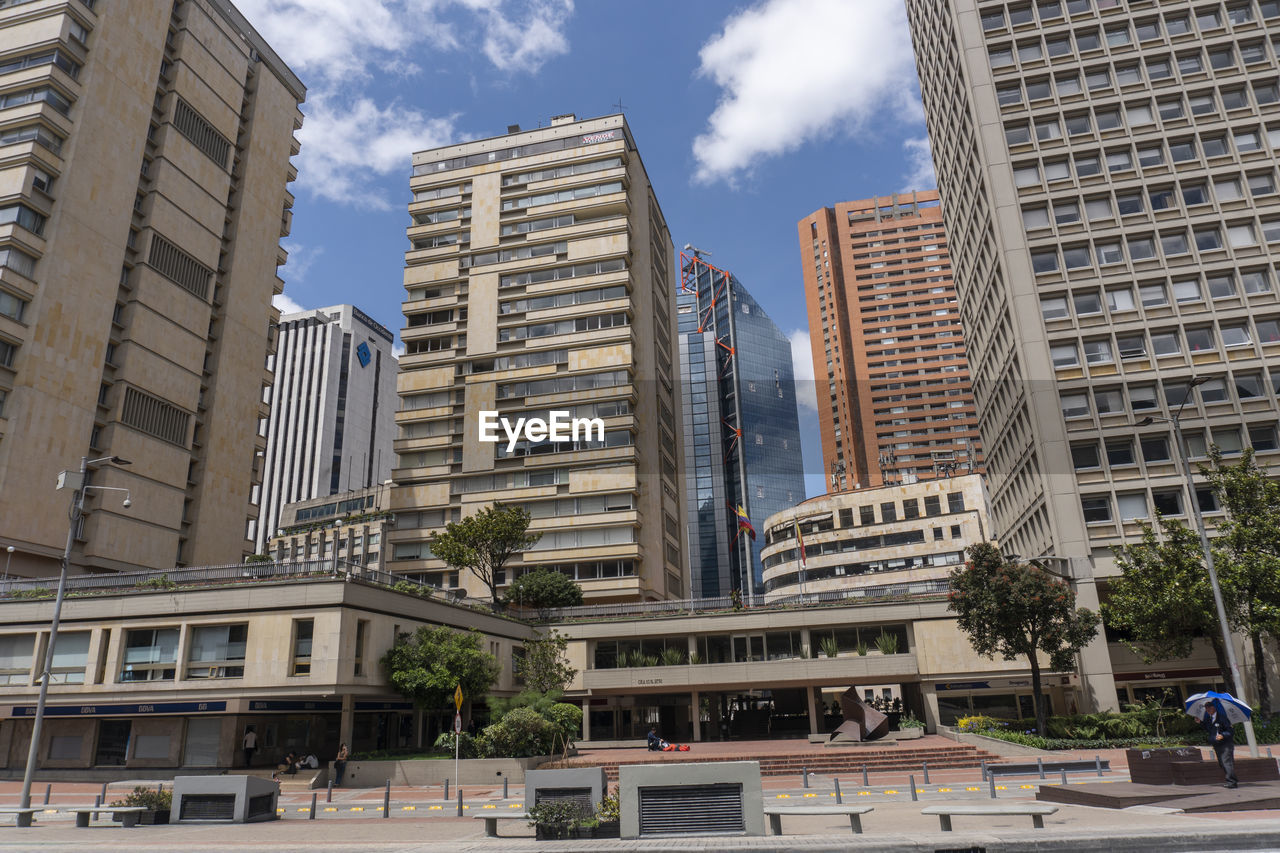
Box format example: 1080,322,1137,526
764,550,965,592
460,240,566,270
0,124,64,155
501,156,621,187
1070,421,1278,472
1049,317,1280,369
500,284,626,314
1030,220,1280,275
499,257,625,288
1059,372,1280,419
0,622,315,686
497,311,628,342
1024,166,1278,233
0,86,72,116
496,428,634,458
1040,268,1275,321
983,0,1272,34
1014,126,1280,188
500,180,623,212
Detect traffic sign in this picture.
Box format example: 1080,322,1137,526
454,685,463,711
453,712,462,734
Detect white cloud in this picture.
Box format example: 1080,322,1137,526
392,342,406,360
692,0,919,184
789,329,818,412
273,293,306,315
281,241,323,283
901,137,936,191
236,0,574,207
299,96,457,209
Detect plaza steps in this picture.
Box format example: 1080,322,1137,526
543,743,1000,782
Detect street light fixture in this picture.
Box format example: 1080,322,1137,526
17,455,132,826
1134,377,1259,758
3,546,13,583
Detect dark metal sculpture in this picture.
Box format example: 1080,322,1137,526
830,687,889,742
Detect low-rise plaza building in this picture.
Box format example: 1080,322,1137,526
266,483,393,572
0,552,1231,775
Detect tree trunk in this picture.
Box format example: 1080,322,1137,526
1027,653,1046,737
1250,629,1271,715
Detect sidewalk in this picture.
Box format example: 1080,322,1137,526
2,796,1279,852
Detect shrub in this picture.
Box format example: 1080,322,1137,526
956,715,1002,733
478,706,559,758
820,637,840,658
136,575,177,591
433,731,479,758
855,641,869,656
528,798,592,835
899,715,925,729
391,580,432,598
660,646,687,666
8,588,53,599
596,786,620,823
874,633,899,655
111,786,172,810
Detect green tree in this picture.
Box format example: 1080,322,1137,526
429,503,542,608
517,631,577,694
504,569,584,619
1107,515,1230,682
381,626,501,714
1203,447,1280,716
948,543,1100,736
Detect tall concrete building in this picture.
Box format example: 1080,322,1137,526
799,192,982,494
906,1,1280,709
390,114,686,603
0,0,304,575
678,251,805,599
257,305,396,552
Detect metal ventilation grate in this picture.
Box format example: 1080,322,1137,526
638,783,744,837
246,793,274,820
179,794,235,821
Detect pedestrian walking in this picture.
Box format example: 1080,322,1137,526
1201,701,1238,788
242,726,258,767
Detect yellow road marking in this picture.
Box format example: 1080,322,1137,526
884,790,898,794
1020,785,1035,789
857,791,871,796
938,788,952,792
803,793,817,798
429,805,443,810
508,804,522,808
996,786,1007,790
298,808,310,812
482,804,496,809
324,807,337,812
351,806,364,812
402,806,416,811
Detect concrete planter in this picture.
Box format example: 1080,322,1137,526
339,755,559,787
895,727,924,740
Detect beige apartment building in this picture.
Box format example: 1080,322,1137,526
0,0,304,576
905,1,1280,709
759,474,990,600
391,114,686,603
798,192,983,492
267,483,392,573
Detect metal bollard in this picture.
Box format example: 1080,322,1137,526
503,776,509,800
1037,757,1045,780
1267,747,1273,759
157,783,163,795
834,778,842,804
443,779,449,800
802,766,809,788
988,773,996,799
862,764,869,787
923,761,930,784
93,793,101,821
327,781,333,803
43,784,51,805
309,792,317,820
100,782,108,802
456,787,463,818
909,774,918,802
1095,755,1103,777
980,759,988,781
383,780,391,819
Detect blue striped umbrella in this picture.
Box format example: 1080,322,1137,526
1185,691,1252,725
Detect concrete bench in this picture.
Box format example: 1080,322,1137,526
986,759,1108,778
922,804,1058,831
763,805,874,835
59,806,148,827
474,812,529,837
0,807,44,827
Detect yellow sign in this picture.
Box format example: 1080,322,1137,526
454,685,463,711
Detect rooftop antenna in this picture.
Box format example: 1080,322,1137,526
683,243,712,259
612,97,626,113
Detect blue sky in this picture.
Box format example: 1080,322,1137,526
239,0,934,500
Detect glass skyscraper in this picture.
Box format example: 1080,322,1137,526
679,252,806,598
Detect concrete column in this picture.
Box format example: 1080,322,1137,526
806,686,820,735
800,628,812,660
1072,577,1120,713
339,694,354,748
687,635,698,662
690,691,701,742
919,682,941,734
415,708,425,749
581,701,591,742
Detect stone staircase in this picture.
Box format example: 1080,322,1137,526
543,742,1000,783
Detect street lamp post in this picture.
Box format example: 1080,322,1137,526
17,455,131,827
3,545,13,583
1137,377,1259,758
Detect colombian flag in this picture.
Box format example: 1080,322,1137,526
735,505,756,540
793,519,807,568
